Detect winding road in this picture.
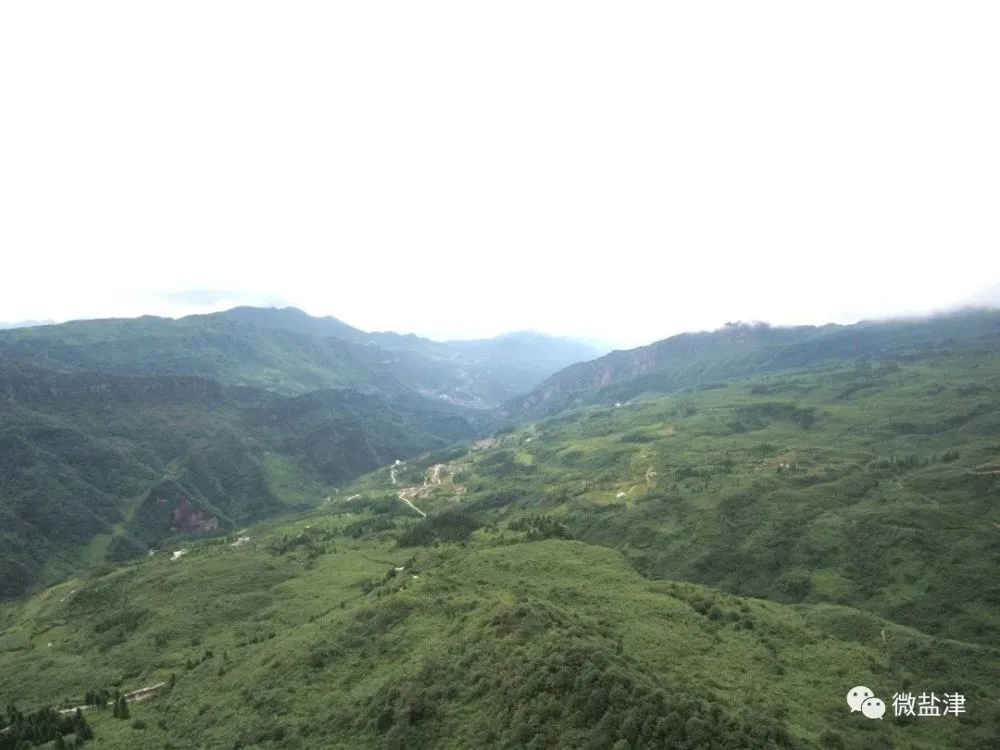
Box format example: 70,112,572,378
385,461,445,517
398,490,427,518
56,682,167,716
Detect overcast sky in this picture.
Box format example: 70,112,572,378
2,3,998,348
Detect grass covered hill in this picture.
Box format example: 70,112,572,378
199,308,604,408
0,313,377,396
0,307,600,408
377,342,1000,648
1,522,996,749
502,308,1000,419
0,364,474,599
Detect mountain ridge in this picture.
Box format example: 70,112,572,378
0,307,600,409
500,308,1000,420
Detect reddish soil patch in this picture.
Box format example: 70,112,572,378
171,496,219,533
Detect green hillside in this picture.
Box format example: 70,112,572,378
0,314,378,396
0,308,600,408
0,365,473,599
0,306,596,599
207,308,604,408
2,526,996,749
503,309,1000,419
386,344,1000,648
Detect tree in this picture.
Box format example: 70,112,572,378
117,697,129,719
74,715,93,743
619,714,640,744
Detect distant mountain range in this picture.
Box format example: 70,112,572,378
0,306,602,409
500,308,1000,419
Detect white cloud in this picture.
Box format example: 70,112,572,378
2,2,998,348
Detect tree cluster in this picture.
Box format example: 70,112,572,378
0,704,92,750
508,515,574,541
396,510,480,548
267,525,337,556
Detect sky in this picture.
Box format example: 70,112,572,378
2,3,998,349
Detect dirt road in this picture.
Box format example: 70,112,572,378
399,491,427,518
57,682,167,715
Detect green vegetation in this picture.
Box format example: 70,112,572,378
0,704,92,749
0,307,598,407
2,309,1000,747
2,525,995,748
0,313,374,396
456,346,1000,647
506,309,1000,419
0,365,473,598
0,307,598,596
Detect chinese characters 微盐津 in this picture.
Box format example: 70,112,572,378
891,692,965,717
